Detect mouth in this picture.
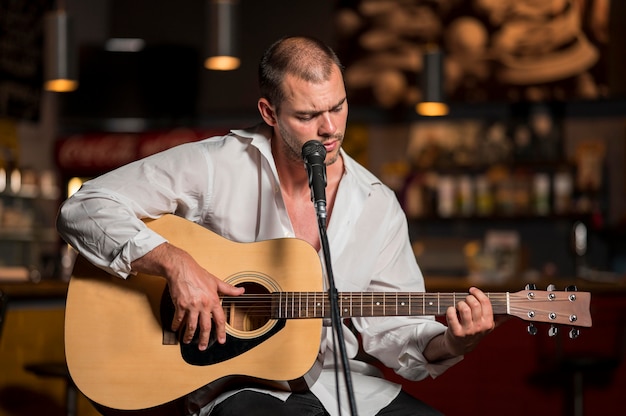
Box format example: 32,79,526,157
322,139,339,154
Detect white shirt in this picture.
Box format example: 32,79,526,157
57,123,461,416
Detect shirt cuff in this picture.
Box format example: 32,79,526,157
108,228,168,278
398,321,463,380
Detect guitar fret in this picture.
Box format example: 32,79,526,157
394,293,397,315
350,294,354,316
360,292,364,317
300,292,304,318
385,293,394,315
347,293,351,317
372,293,383,316
437,293,441,314
398,293,409,316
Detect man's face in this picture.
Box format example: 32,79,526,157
273,65,348,165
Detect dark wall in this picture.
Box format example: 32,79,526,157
61,0,336,124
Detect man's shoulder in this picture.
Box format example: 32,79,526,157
341,150,399,205
342,151,386,189
196,123,271,152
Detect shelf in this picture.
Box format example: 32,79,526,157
0,227,58,242
0,190,59,201
409,214,587,222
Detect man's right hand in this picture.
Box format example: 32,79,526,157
131,242,245,350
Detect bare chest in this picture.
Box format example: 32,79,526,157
282,193,323,251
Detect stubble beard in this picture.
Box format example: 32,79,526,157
277,123,344,166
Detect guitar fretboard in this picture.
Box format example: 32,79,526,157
267,292,510,319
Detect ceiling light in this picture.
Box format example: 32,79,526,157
44,9,78,92
416,47,448,116
205,0,240,71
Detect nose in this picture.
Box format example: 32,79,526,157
318,112,336,137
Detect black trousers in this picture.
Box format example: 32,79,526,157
210,390,443,416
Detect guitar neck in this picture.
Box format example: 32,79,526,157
225,289,592,327
269,292,509,319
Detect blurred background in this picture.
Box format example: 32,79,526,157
1,1,625,415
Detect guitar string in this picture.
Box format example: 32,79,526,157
218,293,513,317
217,294,580,325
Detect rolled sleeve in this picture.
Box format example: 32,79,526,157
108,228,168,278
359,317,461,381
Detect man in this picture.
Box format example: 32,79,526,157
57,36,495,416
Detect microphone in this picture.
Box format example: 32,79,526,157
301,140,327,223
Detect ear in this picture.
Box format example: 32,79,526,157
258,98,277,126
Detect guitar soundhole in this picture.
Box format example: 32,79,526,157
223,282,272,336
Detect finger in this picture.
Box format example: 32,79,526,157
464,293,482,322
217,280,245,296
171,310,186,332
456,299,473,328
210,302,228,344
183,312,199,344
196,311,213,351
469,287,495,330
469,287,494,316
445,305,463,335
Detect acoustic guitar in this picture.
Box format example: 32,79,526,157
64,214,592,413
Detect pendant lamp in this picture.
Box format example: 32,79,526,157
44,7,78,92
416,47,448,116
205,0,240,71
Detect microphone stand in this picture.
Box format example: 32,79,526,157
316,211,359,416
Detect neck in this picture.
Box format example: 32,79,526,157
273,152,309,198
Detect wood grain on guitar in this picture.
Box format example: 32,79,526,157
65,215,592,413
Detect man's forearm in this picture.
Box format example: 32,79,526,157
130,242,187,282
423,331,459,363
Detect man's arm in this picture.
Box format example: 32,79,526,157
423,287,495,362
131,242,244,351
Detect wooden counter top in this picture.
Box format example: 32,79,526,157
0,279,69,300
1,274,625,304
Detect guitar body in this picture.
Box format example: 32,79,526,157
65,215,324,412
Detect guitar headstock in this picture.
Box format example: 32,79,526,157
509,284,592,339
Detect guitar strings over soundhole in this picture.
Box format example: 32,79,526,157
223,282,271,333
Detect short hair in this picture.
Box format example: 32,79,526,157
258,36,344,112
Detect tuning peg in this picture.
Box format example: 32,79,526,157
547,284,556,291
527,323,538,336
549,324,559,337
569,328,580,339
525,283,537,290
566,285,578,292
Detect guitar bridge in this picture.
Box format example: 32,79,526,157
163,329,178,345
